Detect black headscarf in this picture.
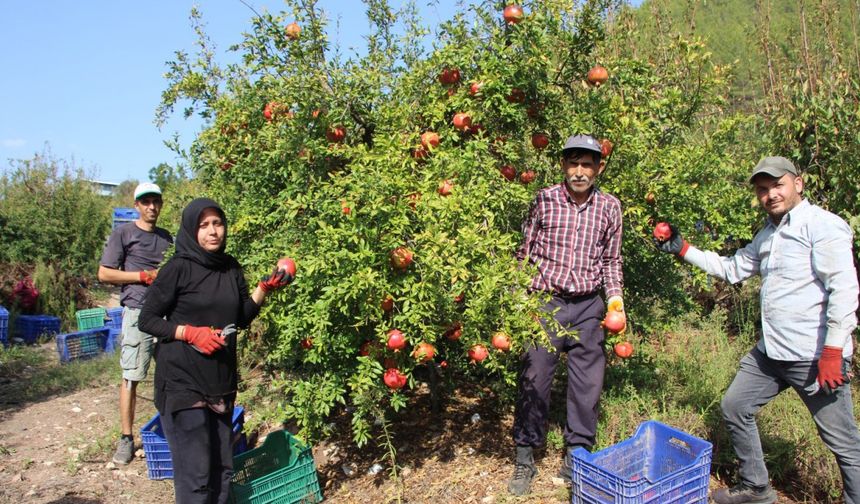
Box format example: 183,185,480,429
174,198,232,269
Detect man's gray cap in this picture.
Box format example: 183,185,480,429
749,156,798,182
561,134,602,155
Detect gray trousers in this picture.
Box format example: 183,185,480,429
722,347,860,503
513,293,605,448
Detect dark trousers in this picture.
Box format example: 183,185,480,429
161,406,234,504
513,293,606,448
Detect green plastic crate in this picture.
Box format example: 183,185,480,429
76,308,107,331
229,430,322,504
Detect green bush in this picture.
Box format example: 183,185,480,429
0,149,111,277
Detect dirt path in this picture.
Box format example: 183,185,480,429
0,376,173,503
0,374,803,504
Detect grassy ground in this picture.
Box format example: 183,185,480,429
0,304,851,502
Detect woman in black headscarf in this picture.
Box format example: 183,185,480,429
139,198,291,504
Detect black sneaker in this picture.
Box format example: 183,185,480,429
711,483,777,504
508,461,537,496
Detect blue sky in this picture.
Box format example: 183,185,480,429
0,1,636,184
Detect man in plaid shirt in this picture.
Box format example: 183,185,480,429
508,134,626,496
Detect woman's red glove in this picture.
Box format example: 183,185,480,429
181,325,225,355
258,268,292,293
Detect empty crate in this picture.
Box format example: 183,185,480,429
112,207,139,229
13,315,61,344
141,406,247,480
105,328,121,353
0,306,8,346
105,307,124,331
56,328,110,363
571,420,712,504
76,307,107,331
229,429,322,504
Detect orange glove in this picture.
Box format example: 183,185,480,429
817,346,846,391
139,270,158,285
607,296,624,313
180,325,225,355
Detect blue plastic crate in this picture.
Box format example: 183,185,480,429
105,307,124,331
141,406,247,480
0,306,8,346
56,328,109,363
105,328,121,354
571,421,712,504
113,207,139,220
13,315,61,344
112,207,139,229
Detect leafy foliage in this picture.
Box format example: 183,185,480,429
158,0,755,456
0,150,111,277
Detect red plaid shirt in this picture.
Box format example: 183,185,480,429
517,183,623,298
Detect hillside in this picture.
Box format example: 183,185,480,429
627,0,860,107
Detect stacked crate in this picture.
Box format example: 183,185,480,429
13,315,61,344
0,306,8,346
571,420,712,504
142,406,248,480
56,328,110,363
75,307,107,331
112,207,139,229
104,307,124,353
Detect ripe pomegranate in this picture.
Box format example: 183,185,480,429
359,340,372,356
469,344,489,363
614,341,634,359
499,165,516,181
453,292,465,304
300,338,313,349
444,322,462,341
276,257,297,277
412,146,429,159
531,133,549,150
263,101,279,121
600,138,613,158
380,295,394,313
285,22,301,40
503,4,524,24
386,329,406,352
491,332,511,352
412,342,436,362
653,222,672,241
466,123,485,136
326,125,346,143
602,311,627,334
469,81,484,96
389,247,413,271
438,179,454,196
452,112,472,132
519,170,536,184
406,192,421,210
384,368,408,389
438,67,461,85
586,65,609,87
645,192,656,205
421,131,441,150
506,87,526,103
